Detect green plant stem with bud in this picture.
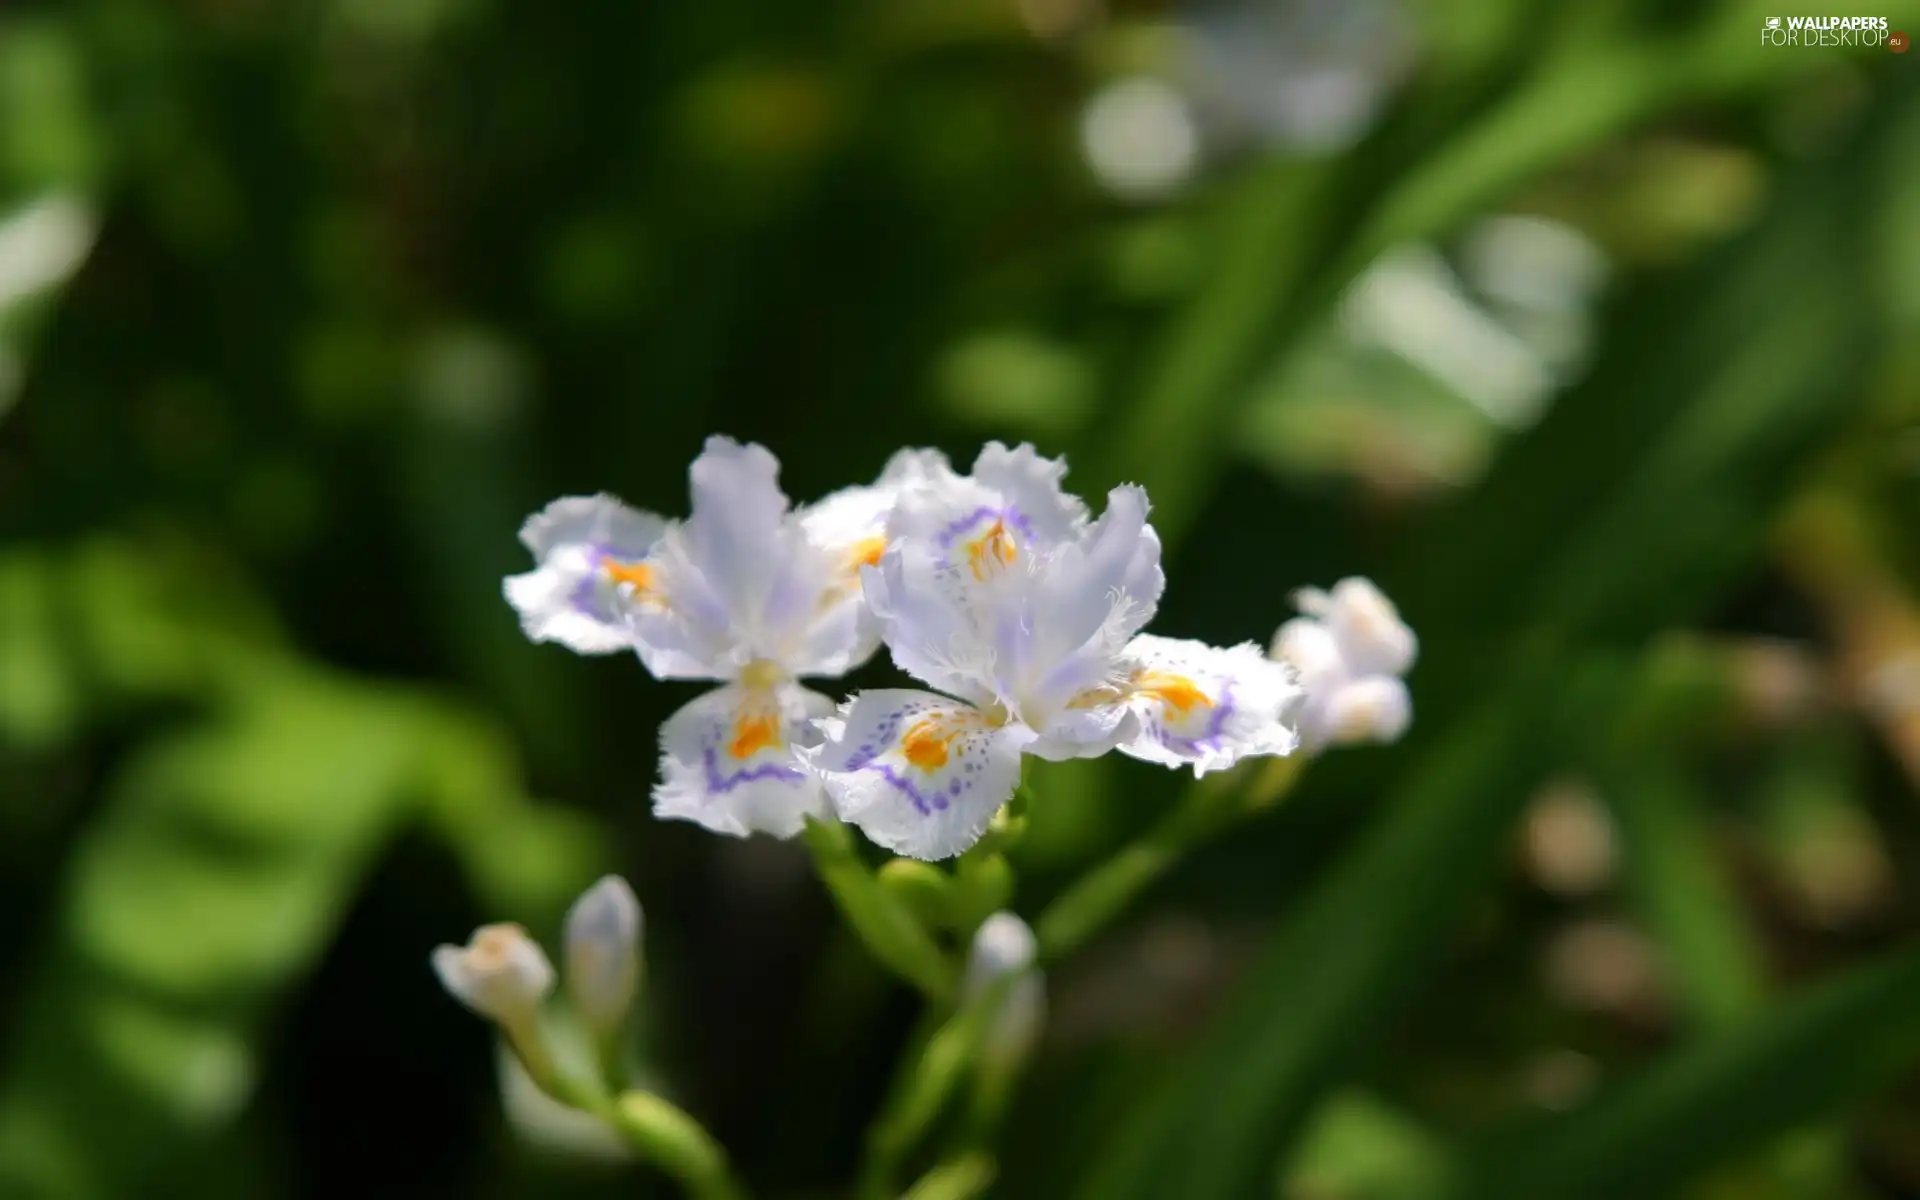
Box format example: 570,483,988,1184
497,1014,565,1102
612,1091,750,1200
1035,755,1307,961
857,977,1018,1200
590,1022,630,1098
501,1021,748,1200
803,816,958,1001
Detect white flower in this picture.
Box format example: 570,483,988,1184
505,441,948,842
798,447,953,572
1271,576,1416,749
636,437,975,840
964,912,1045,1068
564,876,643,1036
1298,577,1415,677
1110,635,1300,776
1320,675,1413,745
808,444,1166,860
503,494,668,654
432,923,555,1027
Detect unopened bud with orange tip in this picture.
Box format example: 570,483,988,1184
433,922,560,1092
433,922,555,1026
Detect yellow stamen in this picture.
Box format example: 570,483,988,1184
729,713,782,760
603,559,654,592
1135,671,1213,714
965,520,1018,582
902,717,954,771
846,536,887,571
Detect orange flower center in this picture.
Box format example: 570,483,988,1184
902,717,955,771
729,713,782,759
1135,671,1213,714
965,520,1018,581
603,559,655,594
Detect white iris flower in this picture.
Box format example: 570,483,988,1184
807,444,1299,860
506,437,936,839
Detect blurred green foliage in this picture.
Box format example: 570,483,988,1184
3,0,1920,1197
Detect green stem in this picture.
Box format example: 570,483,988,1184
611,1091,751,1200
803,817,957,1001
498,1014,567,1104
1035,840,1181,962
857,1007,949,1200
589,1022,631,1097
900,1153,997,1200
1035,756,1308,961
501,1017,746,1200
857,981,1015,1200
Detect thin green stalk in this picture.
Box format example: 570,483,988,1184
611,1091,751,1200
1035,756,1308,961
900,1153,997,1200
857,980,1015,1200
803,817,957,1001
502,1021,748,1200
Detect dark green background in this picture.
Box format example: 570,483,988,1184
3,0,1920,1196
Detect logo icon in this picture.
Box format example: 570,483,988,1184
1765,16,1781,28
1893,29,1911,50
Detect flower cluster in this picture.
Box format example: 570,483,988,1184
506,438,1413,860
1270,577,1417,750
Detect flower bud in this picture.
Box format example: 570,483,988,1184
963,913,1045,1068
432,922,555,1027
1313,577,1417,677
880,859,959,928
564,876,644,1035
1324,676,1413,745
966,912,1036,983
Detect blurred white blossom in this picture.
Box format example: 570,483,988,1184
1272,577,1416,749
1081,77,1200,201
1183,0,1415,155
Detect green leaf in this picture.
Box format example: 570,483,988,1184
1429,945,1920,1199
1075,81,1891,1200
0,549,80,748
0,671,425,1197
1600,762,1765,1030
1073,671,1584,1200
1287,1091,1448,1199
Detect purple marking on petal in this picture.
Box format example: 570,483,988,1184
699,744,805,791
935,505,1036,548
569,572,604,618
570,542,637,618
696,717,806,795
866,763,949,816
1156,680,1239,757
